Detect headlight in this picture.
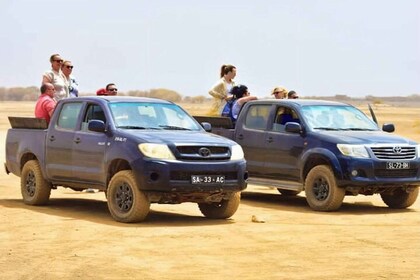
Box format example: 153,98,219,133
230,144,244,160
138,143,175,160
337,144,369,158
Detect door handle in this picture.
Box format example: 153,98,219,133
267,137,273,143
49,135,55,142
74,138,81,144
237,134,244,140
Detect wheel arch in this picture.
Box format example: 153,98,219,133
301,148,343,183
107,158,131,184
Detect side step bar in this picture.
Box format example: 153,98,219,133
247,177,304,192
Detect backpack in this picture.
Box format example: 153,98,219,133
221,99,236,120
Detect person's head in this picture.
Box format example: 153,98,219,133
49,54,63,71
40,83,56,98
220,64,236,81
271,86,288,99
231,84,249,99
61,60,73,77
287,90,299,99
105,83,118,95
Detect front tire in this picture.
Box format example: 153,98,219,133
380,187,419,209
21,160,51,205
107,170,150,223
305,165,345,211
198,192,241,219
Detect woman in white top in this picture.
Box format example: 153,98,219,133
208,64,236,115
61,60,79,97
42,54,68,100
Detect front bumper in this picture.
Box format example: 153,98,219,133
131,158,247,192
336,156,420,187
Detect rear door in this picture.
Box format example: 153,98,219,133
234,104,271,176
45,101,84,180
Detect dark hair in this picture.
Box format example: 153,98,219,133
49,53,61,63
220,64,236,78
40,84,48,94
231,85,248,99
106,83,116,90
288,90,297,98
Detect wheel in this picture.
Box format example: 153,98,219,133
380,187,419,209
21,160,51,205
277,189,301,196
304,165,345,211
198,192,241,219
107,170,150,223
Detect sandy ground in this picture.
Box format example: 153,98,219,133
1,102,420,280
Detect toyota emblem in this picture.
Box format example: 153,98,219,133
198,147,211,157
392,146,402,154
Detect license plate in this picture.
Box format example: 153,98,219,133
386,162,410,169
191,175,225,184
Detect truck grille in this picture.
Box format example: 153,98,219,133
375,169,418,178
370,146,416,160
174,146,231,160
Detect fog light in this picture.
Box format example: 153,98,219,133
351,170,358,176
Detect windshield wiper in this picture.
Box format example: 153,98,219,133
159,125,191,131
341,128,377,131
117,125,146,129
312,127,340,130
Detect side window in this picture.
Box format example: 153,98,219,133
56,102,83,130
244,105,270,130
273,106,300,132
82,104,106,131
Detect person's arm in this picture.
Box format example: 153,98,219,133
45,99,57,117
42,72,53,84
238,96,257,106
209,81,227,100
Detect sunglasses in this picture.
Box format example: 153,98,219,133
54,59,63,63
273,92,283,95
65,66,74,69
292,96,299,99
108,88,118,92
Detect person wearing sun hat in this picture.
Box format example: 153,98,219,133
271,86,288,99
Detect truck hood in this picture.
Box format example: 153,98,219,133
315,130,417,145
119,130,238,146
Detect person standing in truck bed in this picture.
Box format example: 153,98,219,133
208,64,236,115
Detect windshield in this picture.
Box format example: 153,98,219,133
301,105,379,131
109,102,202,131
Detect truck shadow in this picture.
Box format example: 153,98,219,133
0,197,235,227
241,190,416,215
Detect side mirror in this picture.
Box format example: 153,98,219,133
285,122,302,133
88,120,106,133
382,123,395,133
201,122,212,132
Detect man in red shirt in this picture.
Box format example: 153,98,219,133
35,83,57,124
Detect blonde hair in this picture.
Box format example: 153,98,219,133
271,86,288,98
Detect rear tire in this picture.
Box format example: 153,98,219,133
107,170,150,223
380,187,419,209
305,165,345,211
21,160,51,205
198,192,241,219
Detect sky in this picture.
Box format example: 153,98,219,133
0,0,419,98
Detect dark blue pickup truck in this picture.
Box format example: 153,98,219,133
5,96,247,222
196,99,419,211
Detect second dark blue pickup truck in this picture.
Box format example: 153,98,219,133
5,96,247,223
197,99,420,211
